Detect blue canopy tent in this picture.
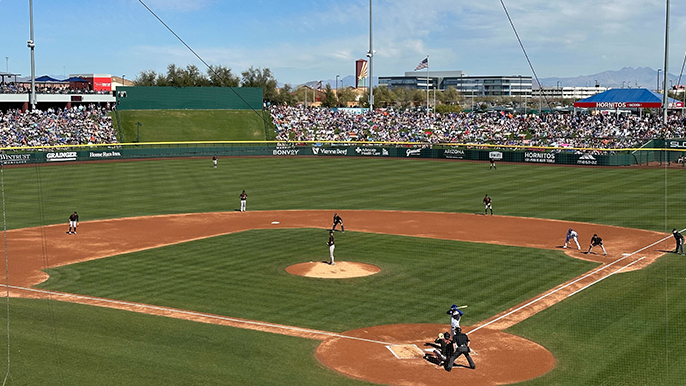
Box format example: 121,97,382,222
575,88,683,109
34,75,64,83
64,77,88,83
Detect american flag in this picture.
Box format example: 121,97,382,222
414,58,429,71
315,80,323,90
358,61,368,80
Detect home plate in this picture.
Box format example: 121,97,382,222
386,344,424,359
271,221,280,224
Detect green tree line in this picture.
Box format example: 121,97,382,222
134,63,473,110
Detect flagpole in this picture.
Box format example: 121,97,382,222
426,55,429,114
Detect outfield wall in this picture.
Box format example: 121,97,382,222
2,143,684,166
115,87,263,111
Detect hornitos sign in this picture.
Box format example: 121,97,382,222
524,151,555,163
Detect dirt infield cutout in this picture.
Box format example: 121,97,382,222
4,210,671,386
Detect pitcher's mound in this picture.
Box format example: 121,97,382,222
286,261,380,278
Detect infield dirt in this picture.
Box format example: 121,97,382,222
4,210,669,386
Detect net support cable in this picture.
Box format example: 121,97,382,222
1,164,11,386
137,0,273,130
499,0,553,112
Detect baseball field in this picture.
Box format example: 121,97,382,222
1,156,685,385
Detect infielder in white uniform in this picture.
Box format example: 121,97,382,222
564,228,581,250
327,231,335,265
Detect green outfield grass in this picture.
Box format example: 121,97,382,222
0,298,371,386
38,229,596,332
117,110,272,142
3,158,684,231
507,253,686,385
2,156,685,385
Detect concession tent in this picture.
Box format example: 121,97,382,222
574,88,684,109
34,75,63,83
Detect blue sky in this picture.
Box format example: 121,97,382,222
1,0,685,85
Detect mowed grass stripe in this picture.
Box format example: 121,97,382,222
506,254,686,385
0,298,370,386
3,157,684,231
38,229,596,332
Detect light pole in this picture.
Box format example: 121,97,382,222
122,74,126,89
4,57,7,72
335,74,340,91
622,81,626,89
28,0,36,110
662,0,670,124
367,0,374,110
657,69,662,92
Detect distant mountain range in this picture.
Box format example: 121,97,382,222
536,67,681,89
290,67,683,91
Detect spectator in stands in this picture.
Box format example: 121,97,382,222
0,104,117,148
269,105,685,150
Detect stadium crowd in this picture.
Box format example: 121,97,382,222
0,105,117,148
269,105,686,149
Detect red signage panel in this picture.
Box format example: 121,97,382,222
92,77,112,92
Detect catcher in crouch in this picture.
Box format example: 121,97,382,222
425,332,452,366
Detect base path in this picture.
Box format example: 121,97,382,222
4,210,669,386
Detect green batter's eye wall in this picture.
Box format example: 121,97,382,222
115,86,263,111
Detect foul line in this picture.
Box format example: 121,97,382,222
470,230,679,334
4,285,392,346
566,257,646,297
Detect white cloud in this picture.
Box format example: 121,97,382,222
128,0,686,83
